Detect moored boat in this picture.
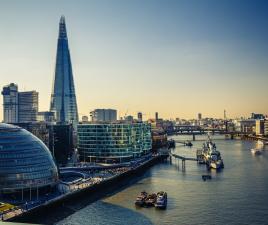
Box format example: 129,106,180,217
135,191,148,206
154,191,167,209
144,193,157,207
251,148,262,155
202,135,224,170
257,140,264,146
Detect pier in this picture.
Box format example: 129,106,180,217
170,152,199,171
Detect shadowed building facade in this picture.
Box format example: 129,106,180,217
50,16,78,125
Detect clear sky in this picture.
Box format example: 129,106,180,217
0,0,268,120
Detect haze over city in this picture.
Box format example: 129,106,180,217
0,0,268,120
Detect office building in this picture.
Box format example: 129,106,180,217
235,119,256,134
0,123,58,194
198,113,202,120
251,113,265,120
155,112,159,121
48,124,74,166
12,122,74,166
2,84,38,123
82,116,89,122
77,122,152,163
37,111,55,123
1,83,19,123
264,120,268,136
256,120,265,135
90,109,117,122
50,16,78,125
18,91,38,122
125,115,134,122
137,112,143,122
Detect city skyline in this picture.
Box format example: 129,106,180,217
0,0,268,121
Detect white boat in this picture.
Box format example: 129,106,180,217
257,140,264,147
251,148,262,155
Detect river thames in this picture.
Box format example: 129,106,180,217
57,136,268,225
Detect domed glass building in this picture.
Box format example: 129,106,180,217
0,123,58,193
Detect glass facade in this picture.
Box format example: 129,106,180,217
50,16,78,124
0,123,58,193
77,122,152,162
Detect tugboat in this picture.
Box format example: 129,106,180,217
144,193,157,207
135,191,148,207
154,191,167,209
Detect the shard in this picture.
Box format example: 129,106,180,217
50,16,78,125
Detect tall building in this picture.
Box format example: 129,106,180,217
198,113,202,120
1,83,19,123
155,112,159,121
50,16,78,125
18,91,38,122
137,112,143,122
90,109,117,122
2,84,38,123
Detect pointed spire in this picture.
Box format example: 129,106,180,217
60,15,65,24
58,15,67,39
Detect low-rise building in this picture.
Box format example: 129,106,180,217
90,109,117,122
234,119,256,134
77,121,152,163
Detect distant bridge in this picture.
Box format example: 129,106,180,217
168,125,244,140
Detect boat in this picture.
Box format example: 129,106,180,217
144,193,157,207
202,135,224,170
251,148,262,155
202,175,212,181
257,140,264,147
154,191,167,209
185,141,193,147
135,191,148,206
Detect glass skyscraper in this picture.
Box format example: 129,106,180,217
50,16,78,125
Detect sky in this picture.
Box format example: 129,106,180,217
0,0,268,120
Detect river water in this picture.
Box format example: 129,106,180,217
57,136,268,225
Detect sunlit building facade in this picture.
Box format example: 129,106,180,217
2,83,38,123
77,122,152,162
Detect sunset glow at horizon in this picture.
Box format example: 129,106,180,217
0,0,268,121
